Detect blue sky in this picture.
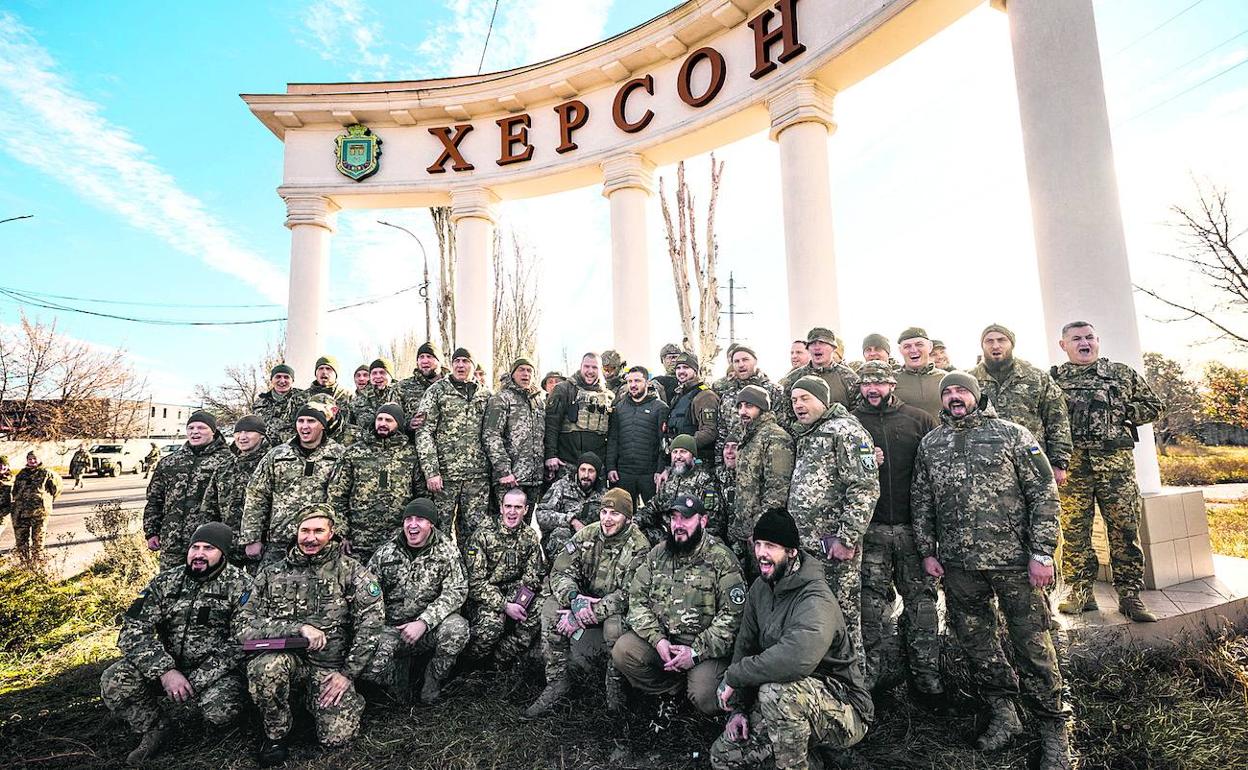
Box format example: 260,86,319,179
1,0,1246,403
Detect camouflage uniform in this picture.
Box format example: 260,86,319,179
613,533,746,714
398,369,444,420
70,448,91,486
306,381,354,425
729,411,794,547
349,383,403,440
534,473,604,557
200,437,272,567
713,372,784,530
787,403,879,669
240,438,346,562
362,529,469,693
327,432,424,562
483,376,546,508
253,388,309,445
893,364,946,420
971,358,1072,469
1053,358,1162,593
416,377,491,540
640,463,723,544
778,362,860,433
911,403,1066,722
463,517,544,662
100,563,252,733
0,467,12,539
542,520,650,685
144,437,232,571
239,541,383,746
10,463,61,561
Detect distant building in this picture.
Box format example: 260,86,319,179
0,398,197,440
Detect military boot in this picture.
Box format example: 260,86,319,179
604,665,625,712
257,736,289,768
975,697,1022,751
125,724,168,766
1037,719,1073,770
1118,592,1158,623
421,656,454,704
1057,585,1097,615
524,675,570,718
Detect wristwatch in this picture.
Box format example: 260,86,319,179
1031,554,1054,567
690,647,700,664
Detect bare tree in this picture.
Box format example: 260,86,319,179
492,230,541,379
1137,182,1248,348
431,206,457,355
659,156,724,366
194,342,284,424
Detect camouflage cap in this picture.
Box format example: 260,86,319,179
314,355,340,373
862,333,891,352
369,357,395,375
981,323,1016,344
858,361,897,385
600,350,624,369
0,455,8,466
897,327,930,344
659,342,682,358
296,400,334,428
511,356,535,373
930,340,947,350
730,343,758,360
601,487,635,518
670,434,698,454
806,327,837,346
297,502,337,528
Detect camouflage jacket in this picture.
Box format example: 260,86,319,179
349,383,404,434
713,371,784,458
778,362,860,432
971,358,1073,468
1052,358,1162,451
626,533,746,660
239,438,346,547
366,528,467,629
911,404,1060,571
118,563,251,690
416,377,490,481
200,438,272,539
398,370,444,422
464,519,544,615
535,476,604,535
483,379,546,486
640,463,723,544
0,470,12,521
893,364,946,420
253,388,309,445
238,541,384,677
327,433,424,556
548,521,651,623
143,437,231,548
306,381,355,421
11,464,61,521
730,412,794,542
787,404,880,556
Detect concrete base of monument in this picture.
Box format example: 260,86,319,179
1057,555,1248,649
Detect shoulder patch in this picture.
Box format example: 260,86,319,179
239,589,250,606
466,547,479,557
367,581,381,597
1028,444,1043,455
729,583,748,606
565,541,576,553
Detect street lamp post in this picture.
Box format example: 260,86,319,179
377,220,432,342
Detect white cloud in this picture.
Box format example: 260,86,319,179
0,12,287,303
301,0,391,80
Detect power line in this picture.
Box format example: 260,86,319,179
477,0,501,75
1170,26,1248,74
1111,0,1210,58
1122,54,1248,124
3,285,279,309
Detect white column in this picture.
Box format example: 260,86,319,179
767,79,840,341
1003,0,1161,492
283,194,338,382
450,186,498,383
602,153,655,367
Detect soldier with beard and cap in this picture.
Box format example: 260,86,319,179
722,386,793,571
100,523,251,766
779,328,858,433
544,352,614,479
484,357,547,516
710,345,782,531
787,375,880,673
601,350,628,394
352,364,370,396
710,509,874,770
349,358,403,439
253,364,308,445
665,353,721,469
201,415,272,569
640,435,723,545
10,451,62,562
535,451,606,557
894,327,946,419
606,365,668,510
240,503,383,766
328,402,424,564
241,400,346,565
307,355,354,420
526,488,651,716
613,495,746,716
653,342,683,405
399,342,446,433
362,498,468,705
144,410,232,572
416,347,492,541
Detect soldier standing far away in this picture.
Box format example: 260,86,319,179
11,451,62,563
70,444,91,489
0,456,12,542
1051,321,1163,623
142,443,160,479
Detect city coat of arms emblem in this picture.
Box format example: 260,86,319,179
335,124,382,181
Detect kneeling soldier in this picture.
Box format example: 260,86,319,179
526,488,651,717
100,522,250,766
464,488,544,665
363,498,469,704
239,504,383,767
711,509,874,770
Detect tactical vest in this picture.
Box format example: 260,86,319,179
562,384,613,435
1052,364,1135,449
668,384,707,438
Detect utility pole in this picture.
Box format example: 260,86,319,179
719,271,753,344
377,220,432,341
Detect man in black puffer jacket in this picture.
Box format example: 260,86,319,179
606,366,669,508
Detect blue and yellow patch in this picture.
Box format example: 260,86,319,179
239,590,250,606
1028,444,1043,455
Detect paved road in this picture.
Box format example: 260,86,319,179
1,473,149,577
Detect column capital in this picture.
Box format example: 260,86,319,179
601,153,656,198
766,79,837,141
449,186,499,224
283,194,339,231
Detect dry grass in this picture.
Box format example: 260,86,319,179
1209,500,1248,559
1159,445,1248,486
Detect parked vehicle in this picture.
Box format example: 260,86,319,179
89,444,141,477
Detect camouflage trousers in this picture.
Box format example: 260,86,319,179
1060,448,1145,592
860,523,943,694
100,659,245,733
611,630,727,715
433,475,491,544
157,539,190,573
943,566,1066,720
362,614,469,690
538,595,624,683
246,653,364,745
467,600,540,662
710,677,869,770
11,514,47,562
820,553,865,673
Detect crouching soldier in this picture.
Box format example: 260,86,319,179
638,435,722,545
711,509,874,770
239,504,383,767
363,498,469,704
526,488,651,717
100,523,251,766
534,451,605,557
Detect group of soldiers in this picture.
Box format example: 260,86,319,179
93,320,1161,769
